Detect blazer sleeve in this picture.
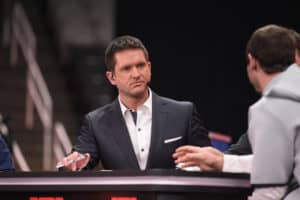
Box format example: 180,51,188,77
226,133,252,155
72,115,100,170
188,104,211,147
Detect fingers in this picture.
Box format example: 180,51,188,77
61,152,78,171
175,145,200,153
173,145,204,161
174,152,201,165
77,153,91,171
57,152,89,171
172,151,186,159
173,145,202,160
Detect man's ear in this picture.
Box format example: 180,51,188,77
148,61,152,76
106,71,116,85
247,53,255,68
247,53,258,70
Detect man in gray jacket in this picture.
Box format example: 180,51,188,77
174,25,300,199
246,25,300,199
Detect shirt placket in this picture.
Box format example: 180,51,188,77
137,109,148,169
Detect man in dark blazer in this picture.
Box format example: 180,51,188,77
58,35,211,171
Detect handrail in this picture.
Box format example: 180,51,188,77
12,141,30,171
10,3,72,170
12,3,53,170
53,122,72,161
10,3,36,67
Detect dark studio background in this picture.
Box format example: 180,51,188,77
116,1,300,142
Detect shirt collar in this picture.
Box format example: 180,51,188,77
119,88,152,116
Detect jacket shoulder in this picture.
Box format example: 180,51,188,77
159,96,193,108
85,102,115,120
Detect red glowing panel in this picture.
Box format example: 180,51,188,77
29,197,64,200
111,197,137,200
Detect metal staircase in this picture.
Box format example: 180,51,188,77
0,1,79,171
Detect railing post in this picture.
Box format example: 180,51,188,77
25,76,34,130
43,122,53,170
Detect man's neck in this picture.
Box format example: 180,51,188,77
259,72,281,93
120,91,149,111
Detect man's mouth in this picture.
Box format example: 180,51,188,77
132,81,144,86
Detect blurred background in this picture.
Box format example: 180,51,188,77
0,0,299,171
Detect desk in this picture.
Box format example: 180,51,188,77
0,170,251,200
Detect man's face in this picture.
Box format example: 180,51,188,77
106,49,151,99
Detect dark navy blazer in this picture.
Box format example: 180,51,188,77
73,92,211,170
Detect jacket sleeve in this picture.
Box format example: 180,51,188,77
226,133,252,155
188,103,211,147
73,115,100,170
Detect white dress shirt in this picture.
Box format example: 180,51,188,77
119,90,152,170
223,154,252,173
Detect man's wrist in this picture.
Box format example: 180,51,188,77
216,154,224,172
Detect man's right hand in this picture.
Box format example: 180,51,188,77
56,151,90,171
172,146,224,172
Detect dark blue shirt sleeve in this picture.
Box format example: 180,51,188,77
0,134,14,171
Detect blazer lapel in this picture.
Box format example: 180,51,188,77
146,92,168,168
109,100,140,169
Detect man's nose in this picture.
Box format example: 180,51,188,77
131,67,141,77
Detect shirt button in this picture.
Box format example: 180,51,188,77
141,148,144,152
138,128,141,131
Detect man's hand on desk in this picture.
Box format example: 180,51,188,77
173,146,224,172
56,152,90,171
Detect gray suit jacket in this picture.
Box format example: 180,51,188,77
73,92,211,170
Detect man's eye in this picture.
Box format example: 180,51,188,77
122,66,130,71
137,63,145,68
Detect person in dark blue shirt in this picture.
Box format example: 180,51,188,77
0,134,14,171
